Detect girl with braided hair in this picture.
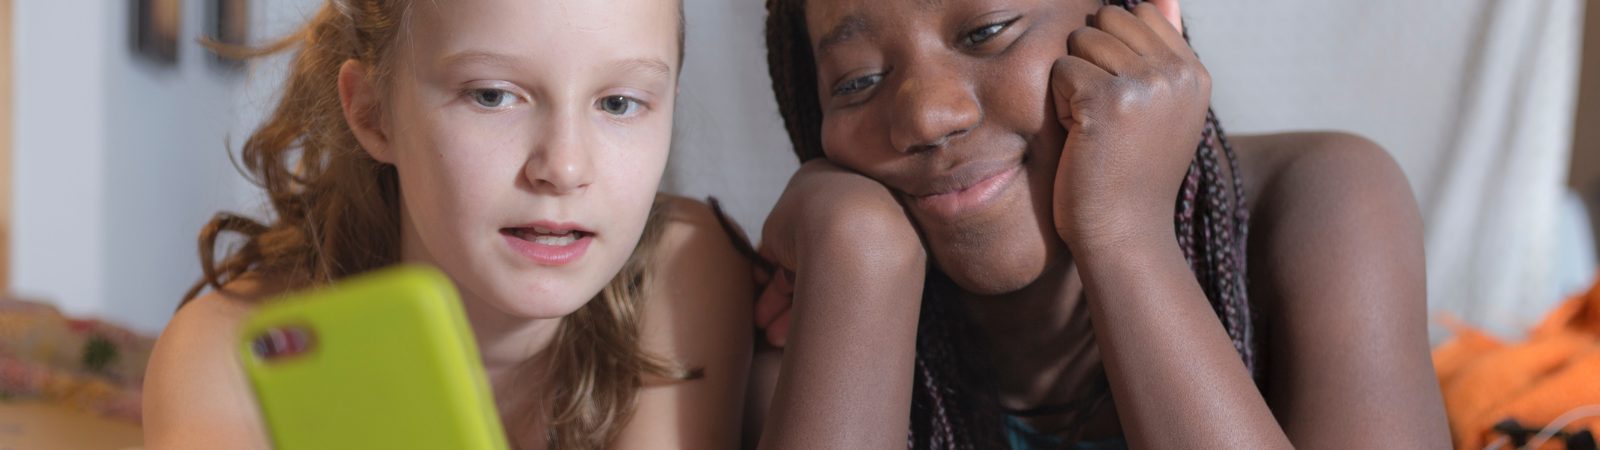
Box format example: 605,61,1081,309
749,0,1450,448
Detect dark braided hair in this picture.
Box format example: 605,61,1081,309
763,0,1257,447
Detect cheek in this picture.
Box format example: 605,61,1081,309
980,47,1060,140
819,108,892,174
597,117,672,223
395,113,525,233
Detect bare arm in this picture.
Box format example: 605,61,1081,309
1075,133,1450,449
143,284,274,450
1245,133,1450,448
1073,223,1292,449
756,160,928,450
610,196,756,449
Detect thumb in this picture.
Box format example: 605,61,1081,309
1146,0,1183,35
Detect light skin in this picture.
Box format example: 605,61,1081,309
143,0,752,448
752,0,1450,448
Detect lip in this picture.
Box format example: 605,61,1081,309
500,221,595,266
908,162,1023,220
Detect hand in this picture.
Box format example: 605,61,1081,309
1050,1,1209,251
752,256,793,347
753,159,925,347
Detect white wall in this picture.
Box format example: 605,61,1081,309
10,0,317,334
13,1,113,325
670,0,796,237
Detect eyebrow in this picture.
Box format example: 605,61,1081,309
815,14,872,55
437,51,673,80
608,57,675,80
438,50,521,69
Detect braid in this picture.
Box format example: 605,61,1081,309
908,274,1009,449
762,0,1258,448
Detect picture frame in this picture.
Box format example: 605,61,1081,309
131,0,182,65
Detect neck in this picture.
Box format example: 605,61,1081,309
958,257,1087,352
956,255,1098,408
460,296,561,389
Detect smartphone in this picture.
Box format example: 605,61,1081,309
237,265,509,450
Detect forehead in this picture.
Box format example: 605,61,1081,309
405,0,680,68
804,0,1094,46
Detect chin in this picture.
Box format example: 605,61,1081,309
931,230,1059,296
483,279,605,319
924,201,1062,296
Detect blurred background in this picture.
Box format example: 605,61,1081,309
0,0,1595,446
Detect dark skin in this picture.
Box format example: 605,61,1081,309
750,0,1450,448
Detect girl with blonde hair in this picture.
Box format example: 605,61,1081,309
143,0,753,448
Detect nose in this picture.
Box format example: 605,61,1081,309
889,67,981,153
524,112,594,195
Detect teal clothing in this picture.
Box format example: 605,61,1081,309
1003,415,1128,450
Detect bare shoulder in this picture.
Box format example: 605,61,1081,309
1233,131,1412,212
143,277,287,450
638,194,755,362
1230,132,1448,447
1231,131,1424,299
611,194,753,449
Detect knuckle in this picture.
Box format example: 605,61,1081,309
1104,78,1146,117
1066,28,1090,49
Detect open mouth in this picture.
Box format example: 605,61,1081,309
500,223,596,266
501,226,593,247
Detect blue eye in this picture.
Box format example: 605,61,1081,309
597,95,643,117
833,74,883,96
468,88,517,109
961,19,1016,46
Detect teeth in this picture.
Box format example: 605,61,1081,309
530,233,577,246
513,228,579,246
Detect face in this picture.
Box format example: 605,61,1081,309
805,0,1100,295
370,0,679,319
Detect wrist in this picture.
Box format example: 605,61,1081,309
1064,220,1182,270
797,196,926,276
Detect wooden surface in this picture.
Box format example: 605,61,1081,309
0,400,145,450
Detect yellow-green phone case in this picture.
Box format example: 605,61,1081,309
238,265,508,450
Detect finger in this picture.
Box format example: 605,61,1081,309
752,256,771,283
757,235,792,272
1147,0,1184,35
1066,26,1142,77
754,269,793,328
765,308,793,347
1092,5,1168,57
1133,2,1188,53
1050,54,1117,123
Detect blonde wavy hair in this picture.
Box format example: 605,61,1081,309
183,1,690,448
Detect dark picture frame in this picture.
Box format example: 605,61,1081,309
131,0,182,65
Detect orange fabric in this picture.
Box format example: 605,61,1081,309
1435,278,1600,450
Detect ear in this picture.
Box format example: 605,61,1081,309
1147,0,1183,35
337,60,394,164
